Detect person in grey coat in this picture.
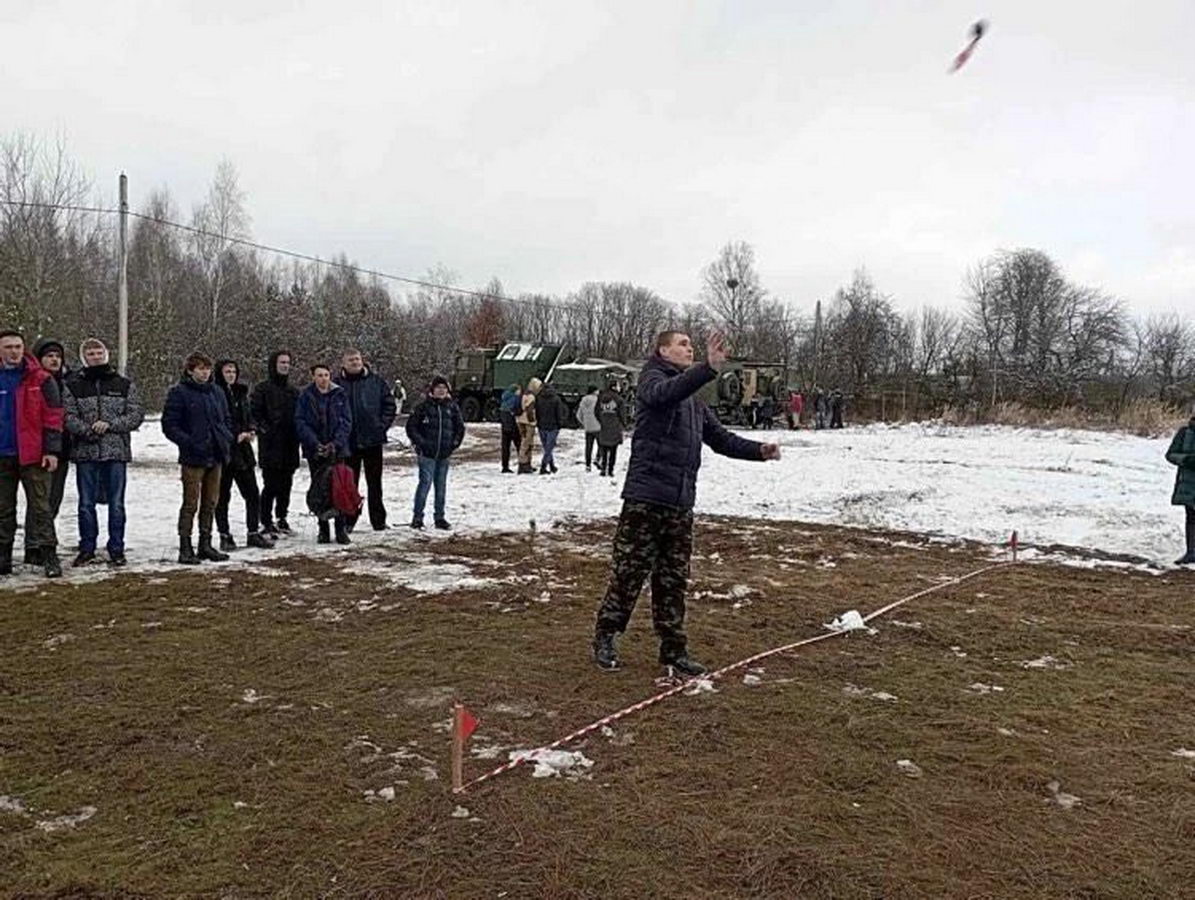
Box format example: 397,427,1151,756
576,385,601,471
62,337,144,567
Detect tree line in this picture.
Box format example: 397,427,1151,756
2,134,1192,418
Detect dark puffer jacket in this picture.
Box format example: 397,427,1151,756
295,383,352,461
535,384,569,431
596,389,625,448
63,364,144,463
1166,417,1195,506
405,394,466,461
215,360,257,472
622,355,765,511
34,339,71,461
334,366,397,452
162,373,233,468
250,352,300,471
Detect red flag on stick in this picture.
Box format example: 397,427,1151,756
452,702,480,793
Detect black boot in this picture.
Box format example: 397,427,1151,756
73,550,97,567
198,533,229,562
178,537,200,565
247,531,274,549
317,521,331,544
0,544,10,575
409,516,424,530
219,533,237,552
1177,513,1195,565
661,653,707,679
24,547,42,566
593,632,620,671
434,518,451,530
276,518,292,535
43,549,62,579
334,521,351,545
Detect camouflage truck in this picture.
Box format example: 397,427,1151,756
549,359,639,426
698,360,792,426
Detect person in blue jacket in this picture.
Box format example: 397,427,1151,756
295,363,352,545
592,331,781,676
405,375,465,530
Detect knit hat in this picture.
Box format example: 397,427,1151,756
79,337,110,366
35,338,65,361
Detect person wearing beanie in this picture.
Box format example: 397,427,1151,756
250,351,301,536
62,337,144,567
404,375,465,530
24,338,71,566
213,359,274,552
0,329,65,579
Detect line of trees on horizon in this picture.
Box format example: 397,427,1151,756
1,134,1193,420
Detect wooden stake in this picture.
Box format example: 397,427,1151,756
452,701,464,793
1010,530,1018,563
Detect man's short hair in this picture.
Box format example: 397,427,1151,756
310,363,331,374
184,352,213,371
655,330,685,352
341,348,362,359
0,330,25,343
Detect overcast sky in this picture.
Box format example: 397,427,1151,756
3,0,1192,315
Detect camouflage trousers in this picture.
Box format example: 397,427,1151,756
594,500,694,661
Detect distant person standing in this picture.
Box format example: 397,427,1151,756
577,385,600,471
592,331,780,676
830,390,844,429
535,379,568,475
1166,409,1195,566
498,383,522,474
335,349,397,531
404,375,465,530
516,378,540,474
214,360,274,551
787,391,804,430
251,351,301,536
595,381,625,478
295,363,352,545
0,330,65,578
63,337,144,568
25,339,70,566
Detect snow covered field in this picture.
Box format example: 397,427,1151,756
8,419,1183,585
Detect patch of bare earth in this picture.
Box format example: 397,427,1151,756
1,518,1192,898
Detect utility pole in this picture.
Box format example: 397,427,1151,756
812,299,822,388
118,173,129,376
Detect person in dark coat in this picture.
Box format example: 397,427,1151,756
63,337,144,568
592,331,780,676
498,383,522,473
295,363,352,545
251,350,301,536
830,390,844,429
161,352,234,565
595,381,625,478
213,360,274,552
404,375,466,530
535,381,568,475
0,330,65,578
334,349,397,531
24,338,71,566
1166,412,1195,565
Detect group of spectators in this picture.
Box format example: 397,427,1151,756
784,389,846,430
497,379,627,477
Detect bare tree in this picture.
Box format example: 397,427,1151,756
699,241,765,354
190,159,250,336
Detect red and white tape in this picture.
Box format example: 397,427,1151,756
456,560,1012,793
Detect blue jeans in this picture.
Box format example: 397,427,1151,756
539,428,560,469
77,461,128,554
413,456,450,522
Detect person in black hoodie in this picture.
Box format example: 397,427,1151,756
24,339,70,566
251,350,301,536
213,360,274,551
535,381,568,475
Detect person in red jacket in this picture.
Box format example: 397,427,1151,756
0,330,65,577
787,391,804,430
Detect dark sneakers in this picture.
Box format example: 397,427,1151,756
593,632,620,671
108,551,127,568
434,519,451,531
661,655,708,678
1175,550,1195,566
219,533,237,552
409,517,424,530
73,551,97,568
276,519,292,535
43,550,62,579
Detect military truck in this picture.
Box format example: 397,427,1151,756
699,360,792,426
451,343,639,424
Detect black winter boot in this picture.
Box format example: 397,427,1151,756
592,632,620,671
276,518,292,535
219,533,237,552
198,533,230,562
24,547,42,566
334,521,351,545
43,549,62,579
661,653,707,679
317,521,331,544
0,544,10,575
247,531,274,549
178,537,200,565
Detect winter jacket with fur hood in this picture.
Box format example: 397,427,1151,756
63,346,144,464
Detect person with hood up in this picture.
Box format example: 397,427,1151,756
535,379,568,475
62,337,144,567
515,378,540,474
591,331,780,676
162,352,234,565
251,350,301,536
576,385,601,471
498,383,522,473
0,330,65,578
213,360,274,552
404,375,465,530
334,348,397,531
1166,408,1195,566
295,362,352,545
24,338,70,566
595,380,625,477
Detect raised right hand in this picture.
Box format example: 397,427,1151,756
707,332,728,369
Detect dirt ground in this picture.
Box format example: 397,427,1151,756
1,515,1193,899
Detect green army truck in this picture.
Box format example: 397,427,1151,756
699,360,792,426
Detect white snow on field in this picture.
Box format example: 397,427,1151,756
0,418,1185,590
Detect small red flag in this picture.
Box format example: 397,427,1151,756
459,705,479,741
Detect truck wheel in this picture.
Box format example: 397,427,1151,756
483,397,502,422
460,396,482,422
